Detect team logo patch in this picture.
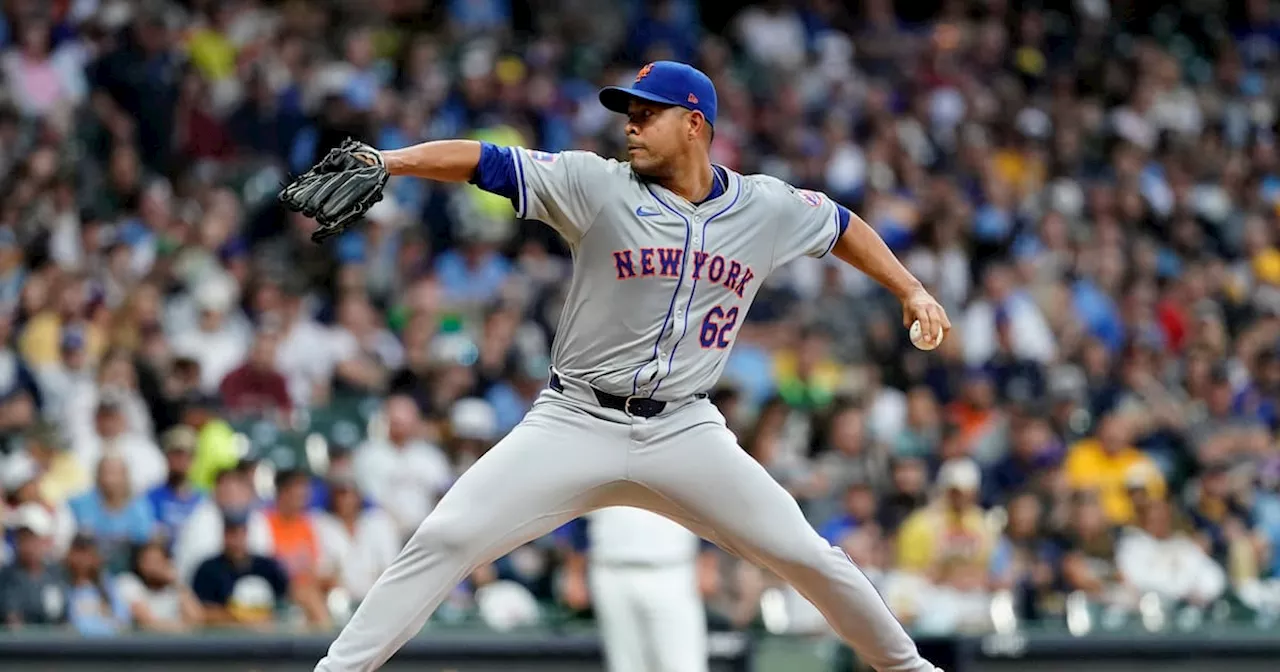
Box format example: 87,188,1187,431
528,150,558,164
795,189,823,207
636,63,654,82
688,93,699,104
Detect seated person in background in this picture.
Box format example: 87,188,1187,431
1049,491,1127,609
174,465,273,583
1116,497,1227,608
192,511,290,630
264,469,334,629
1186,462,1268,585
818,480,879,547
894,458,998,633
1064,412,1166,525
988,491,1057,620
22,421,90,507
116,539,204,632
68,455,157,571
313,466,400,602
64,534,131,636
0,504,69,627
877,456,930,536
145,426,205,548
3,449,77,558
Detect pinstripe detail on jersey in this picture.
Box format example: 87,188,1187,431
630,191,691,396
650,172,742,398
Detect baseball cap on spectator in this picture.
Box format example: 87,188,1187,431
7,502,54,537
161,425,198,454
937,458,981,493
1124,461,1162,491
598,61,718,127
450,398,498,442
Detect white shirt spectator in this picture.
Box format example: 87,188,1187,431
172,499,274,584
115,572,184,622
276,318,349,408
1116,527,1226,605
77,433,166,495
961,293,1057,366
170,326,250,394
353,437,453,539
735,5,808,71
314,508,402,600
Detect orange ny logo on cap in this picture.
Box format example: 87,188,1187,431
635,63,654,82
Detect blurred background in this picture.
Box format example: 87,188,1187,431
3,0,1280,670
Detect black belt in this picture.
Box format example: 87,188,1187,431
548,373,705,418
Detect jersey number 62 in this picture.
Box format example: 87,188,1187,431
699,306,740,350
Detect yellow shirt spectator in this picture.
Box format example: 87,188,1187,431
897,504,994,576
1064,437,1166,525
186,28,238,81
189,418,240,491
19,314,105,368
896,458,995,580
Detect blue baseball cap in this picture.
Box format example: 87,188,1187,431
599,61,718,127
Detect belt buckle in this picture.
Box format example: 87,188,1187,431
624,395,643,417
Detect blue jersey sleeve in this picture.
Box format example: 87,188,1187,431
469,142,520,202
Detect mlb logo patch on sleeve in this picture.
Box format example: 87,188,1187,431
795,189,823,207
529,150,559,164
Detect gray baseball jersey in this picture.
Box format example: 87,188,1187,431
314,148,937,672
510,147,842,399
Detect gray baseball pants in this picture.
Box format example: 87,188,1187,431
314,373,935,672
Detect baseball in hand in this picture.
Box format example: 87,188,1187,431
909,320,944,351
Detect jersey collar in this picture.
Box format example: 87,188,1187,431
694,165,729,205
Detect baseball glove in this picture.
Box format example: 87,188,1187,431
278,138,390,243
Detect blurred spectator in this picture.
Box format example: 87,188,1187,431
0,503,67,627
0,310,39,448
895,459,997,633
191,510,289,630
989,491,1056,619
264,469,333,629
68,455,157,570
810,404,888,523
145,426,204,547
174,466,273,584
116,540,204,632
314,466,401,602
64,534,131,636
1186,462,1269,586
353,395,452,539
2,449,77,559
1116,498,1227,608
169,278,249,395
1065,412,1167,525
877,457,930,535
79,396,166,494
183,395,241,491
19,421,90,508
219,324,292,420
1052,491,1126,607
446,397,498,474
983,413,1061,507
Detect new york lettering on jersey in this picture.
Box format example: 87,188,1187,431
611,248,756,300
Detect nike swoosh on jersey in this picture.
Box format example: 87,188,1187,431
635,206,662,217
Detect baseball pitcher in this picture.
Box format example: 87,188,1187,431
280,61,950,672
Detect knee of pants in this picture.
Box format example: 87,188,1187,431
407,513,481,560
758,537,844,579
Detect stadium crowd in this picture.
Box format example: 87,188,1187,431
2,0,1280,643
